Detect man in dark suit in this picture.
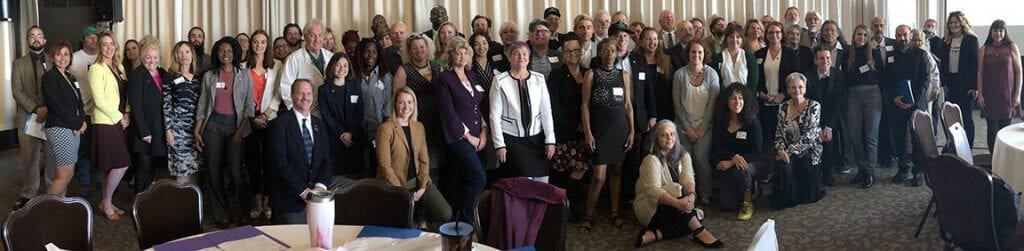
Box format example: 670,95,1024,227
887,25,931,187
666,20,695,73
268,79,338,224
804,47,848,187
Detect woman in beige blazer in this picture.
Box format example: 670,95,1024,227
634,120,722,248
376,86,452,224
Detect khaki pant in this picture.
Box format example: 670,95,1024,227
18,128,52,198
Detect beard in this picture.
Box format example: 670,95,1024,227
28,43,44,52
192,42,205,54
896,41,910,52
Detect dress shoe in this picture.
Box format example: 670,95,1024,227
911,173,925,187
851,171,867,184
837,165,852,174
891,169,909,184
861,175,875,189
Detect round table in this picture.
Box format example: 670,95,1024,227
148,225,498,250
993,122,1024,192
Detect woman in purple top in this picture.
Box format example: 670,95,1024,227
436,37,488,224
977,19,1023,153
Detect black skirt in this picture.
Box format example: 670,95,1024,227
503,133,550,177
92,124,131,171
770,156,825,209
590,108,628,165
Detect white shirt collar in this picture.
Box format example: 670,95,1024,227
294,110,314,143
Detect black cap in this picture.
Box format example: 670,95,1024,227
544,7,561,18
529,19,549,32
608,22,629,36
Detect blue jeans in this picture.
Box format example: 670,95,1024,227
448,139,486,224
846,85,883,174
75,118,95,192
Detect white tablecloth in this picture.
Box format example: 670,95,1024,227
993,122,1024,193
147,225,498,251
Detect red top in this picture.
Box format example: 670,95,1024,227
214,72,235,115
250,69,266,112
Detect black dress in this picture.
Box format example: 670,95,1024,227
317,80,366,177
589,66,629,165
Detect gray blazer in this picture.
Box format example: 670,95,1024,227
198,67,256,136
672,64,720,130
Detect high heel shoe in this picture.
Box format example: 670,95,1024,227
692,226,723,248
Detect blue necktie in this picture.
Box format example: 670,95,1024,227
301,118,313,164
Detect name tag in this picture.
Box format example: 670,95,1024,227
474,85,485,92
74,81,80,89
43,62,47,69
375,80,385,90
756,58,764,64
492,54,503,61
885,45,894,51
174,77,185,84
612,87,624,96
548,56,559,63
737,131,748,140
887,57,894,63
859,65,871,73
216,82,226,89
638,72,646,80
350,95,359,103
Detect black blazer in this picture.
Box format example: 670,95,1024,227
937,34,980,94
547,64,584,142
804,68,847,129
666,42,689,73
754,47,801,100
127,66,168,156
710,51,761,87
41,68,84,131
627,52,661,133
267,110,333,213
886,48,931,111
788,45,815,73
317,79,365,144
436,70,486,144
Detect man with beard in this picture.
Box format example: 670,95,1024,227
784,7,801,27
800,11,823,48
704,17,727,60
593,10,611,41
886,25,931,187
11,26,52,209
188,26,212,73
69,25,98,198
381,21,410,74
280,19,334,110
472,15,505,64
283,23,304,53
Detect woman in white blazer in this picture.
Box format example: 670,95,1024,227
488,41,556,183
244,30,282,220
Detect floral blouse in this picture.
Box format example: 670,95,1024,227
774,99,823,165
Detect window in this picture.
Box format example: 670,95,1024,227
947,0,1024,26
886,0,917,36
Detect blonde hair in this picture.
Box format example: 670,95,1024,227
168,41,197,76
93,31,122,69
389,86,419,122
402,34,435,63
138,35,160,58
443,37,473,69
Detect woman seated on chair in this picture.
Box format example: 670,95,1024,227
634,120,723,248
376,86,452,226
711,83,763,221
770,73,825,209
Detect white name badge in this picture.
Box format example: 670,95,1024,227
737,131,748,140
474,85,485,92
887,57,895,63
638,72,647,80
859,65,871,73
885,45,894,51
74,81,80,89
174,77,185,84
375,80,385,90
216,82,226,89
612,87,624,96
492,54,503,61
549,56,559,63
350,95,359,103
757,58,764,64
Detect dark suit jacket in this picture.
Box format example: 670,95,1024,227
127,66,168,156
788,45,815,73
710,51,761,87
627,52,661,133
317,79,365,142
666,43,689,77
436,70,486,144
268,110,333,213
804,68,847,129
41,68,84,131
754,47,801,100
887,48,931,111
936,34,980,94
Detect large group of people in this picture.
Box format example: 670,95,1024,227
10,4,1023,248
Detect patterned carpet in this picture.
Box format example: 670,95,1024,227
0,113,1012,250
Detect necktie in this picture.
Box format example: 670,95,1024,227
667,32,675,47
301,118,313,164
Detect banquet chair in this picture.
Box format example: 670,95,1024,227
941,102,992,168
927,154,1018,250
132,179,203,249
3,195,93,251
474,189,569,251
913,110,940,238
334,179,415,228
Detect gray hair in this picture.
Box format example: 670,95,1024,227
911,29,929,51
304,18,324,33
644,120,687,169
785,72,807,86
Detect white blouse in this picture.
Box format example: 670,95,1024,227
720,49,749,85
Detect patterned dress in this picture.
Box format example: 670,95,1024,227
163,75,202,177
402,62,444,144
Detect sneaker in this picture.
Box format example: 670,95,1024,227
738,202,753,221
837,165,852,174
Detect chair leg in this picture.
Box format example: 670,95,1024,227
915,197,936,238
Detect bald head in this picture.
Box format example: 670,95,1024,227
676,20,694,43
391,21,409,47
871,16,886,39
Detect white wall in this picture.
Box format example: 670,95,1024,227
971,25,1024,48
